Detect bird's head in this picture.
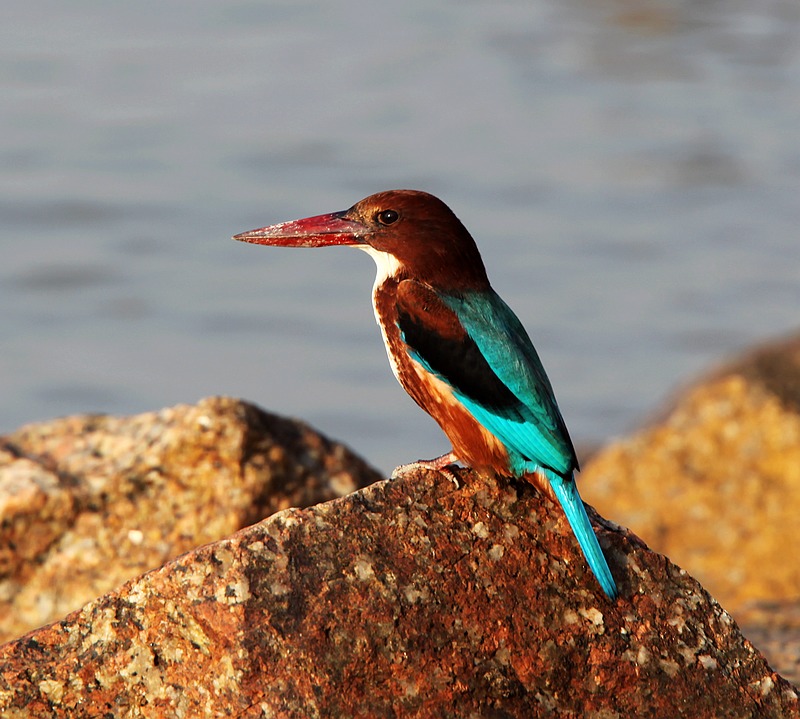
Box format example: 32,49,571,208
234,190,489,291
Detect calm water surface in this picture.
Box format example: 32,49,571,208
2,0,799,474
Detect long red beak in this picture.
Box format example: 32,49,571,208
233,211,368,248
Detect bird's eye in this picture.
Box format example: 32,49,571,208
376,209,399,225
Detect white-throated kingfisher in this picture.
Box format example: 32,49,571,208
234,190,618,599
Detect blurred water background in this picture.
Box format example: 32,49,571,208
2,0,799,475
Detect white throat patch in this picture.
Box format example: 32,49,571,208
359,245,402,291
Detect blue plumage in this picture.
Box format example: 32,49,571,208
442,291,575,476
402,287,618,600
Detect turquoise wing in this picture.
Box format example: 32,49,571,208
441,289,577,477
395,281,577,477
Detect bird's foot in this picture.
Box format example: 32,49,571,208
392,451,462,488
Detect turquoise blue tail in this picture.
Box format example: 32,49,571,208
545,470,618,600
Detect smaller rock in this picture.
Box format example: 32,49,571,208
0,397,381,642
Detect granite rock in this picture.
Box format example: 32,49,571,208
0,468,796,718
0,397,381,642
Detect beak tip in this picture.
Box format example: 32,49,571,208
233,230,263,243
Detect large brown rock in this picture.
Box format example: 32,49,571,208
0,468,796,718
0,397,381,642
582,334,800,614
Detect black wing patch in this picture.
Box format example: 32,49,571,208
395,280,521,412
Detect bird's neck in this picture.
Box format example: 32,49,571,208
360,246,404,298
367,268,404,386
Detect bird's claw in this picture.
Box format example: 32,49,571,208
391,451,461,488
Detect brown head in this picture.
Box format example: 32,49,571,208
234,190,490,292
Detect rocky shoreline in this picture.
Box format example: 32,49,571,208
1,334,799,715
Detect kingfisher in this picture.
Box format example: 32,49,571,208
234,189,617,599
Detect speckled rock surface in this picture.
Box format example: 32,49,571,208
0,469,796,718
581,335,800,614
0,397,381,642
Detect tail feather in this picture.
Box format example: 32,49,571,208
545,469,618,600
